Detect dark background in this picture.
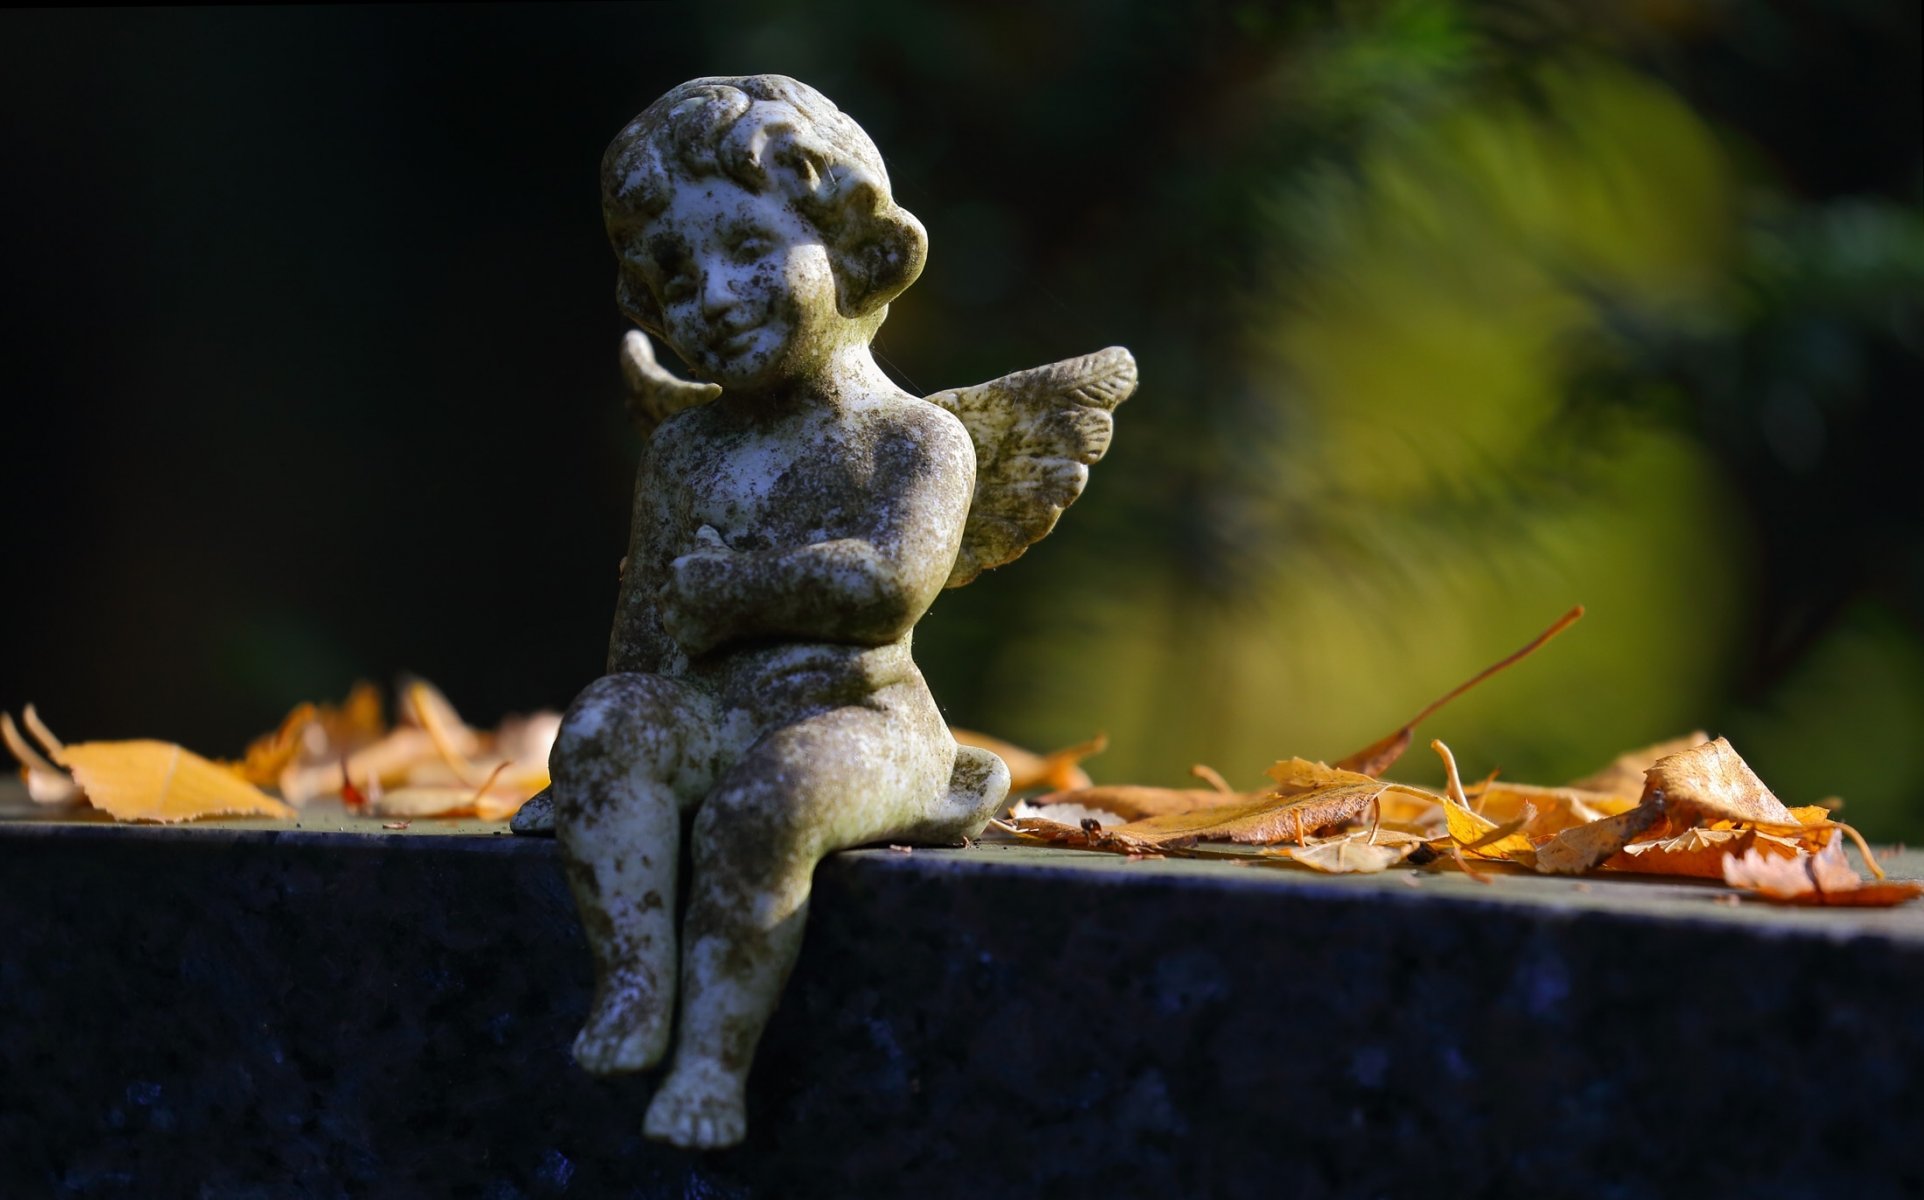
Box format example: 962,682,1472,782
4,3,1921,834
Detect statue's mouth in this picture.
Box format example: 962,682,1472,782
710,325,765,358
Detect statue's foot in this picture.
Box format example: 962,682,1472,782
571,975,670,1074
510,787,556,836
643,1059,747,1149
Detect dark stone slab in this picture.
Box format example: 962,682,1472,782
2,790,1921,1199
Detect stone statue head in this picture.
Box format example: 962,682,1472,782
601,75,927,387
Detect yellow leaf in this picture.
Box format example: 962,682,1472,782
1432,740,1534,862
57,740,294,823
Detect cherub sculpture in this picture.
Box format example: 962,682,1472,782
548,74,1135,1149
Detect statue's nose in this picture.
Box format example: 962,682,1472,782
700,269,739,319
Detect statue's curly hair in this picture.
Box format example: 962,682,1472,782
602,75,927,329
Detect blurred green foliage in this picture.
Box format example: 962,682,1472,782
3,1,1918,835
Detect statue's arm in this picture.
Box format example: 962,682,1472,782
605,449,673,674
660,416,973,655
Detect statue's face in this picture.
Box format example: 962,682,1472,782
617,176,847,390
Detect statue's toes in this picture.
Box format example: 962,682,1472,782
571,981,670,1074
643,1065,747,1149
572,1023,666,1075
510,787,557,836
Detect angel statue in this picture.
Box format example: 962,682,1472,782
543,74,1135,1149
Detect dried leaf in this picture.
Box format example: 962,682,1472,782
373,786,480,818
227,702,319,786
1723,831,1924,907
1118,777,1440,848
1534,800,1665,875
1645,737,1797,828
278,727,441,807
1432,740,1535,862
1564,731,1708,796
1608,827,1800,879
2,709,82,805
951,728,1107,792
407,680,488,786
1010,798,1129,825
1024,784,1255,823
57,740,294,823
1287,831,1421,874
1333,605,1583,776
1464,781,1636,839
991,816,1163,856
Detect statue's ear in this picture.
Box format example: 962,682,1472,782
825,178,928,319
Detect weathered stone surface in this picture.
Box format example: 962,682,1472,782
3,796,1921,1198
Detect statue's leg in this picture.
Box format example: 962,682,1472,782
551,672,720,1075
641,683,951,1148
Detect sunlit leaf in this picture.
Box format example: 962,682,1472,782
1723,830,1923,907
58,740,294,823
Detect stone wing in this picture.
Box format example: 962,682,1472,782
926,346,1136,589
619,330,720,438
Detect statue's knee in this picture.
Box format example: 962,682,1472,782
553,674,678,784
690,783,808,872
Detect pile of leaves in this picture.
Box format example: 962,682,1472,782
2,681,557,824
991,608,1922,909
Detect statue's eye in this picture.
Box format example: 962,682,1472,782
660,271,695,302
729,231,774,263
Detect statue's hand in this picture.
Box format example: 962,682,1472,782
659,526,736,655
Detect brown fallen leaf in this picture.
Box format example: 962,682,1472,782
990,815,1164,856
1564,731,1709,797
1534,800,1665,875
952,728,1107,792
1333,605,1583,776
1023,783,1259,823
1284,829,1426,874
1645,737,1798,829
1119,773,1441,848
58,740,294,823
1723,829,1924,907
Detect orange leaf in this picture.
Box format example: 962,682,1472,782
1722,830,1923,907
1606,827,1801,879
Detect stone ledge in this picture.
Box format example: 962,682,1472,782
2,796,1920,1198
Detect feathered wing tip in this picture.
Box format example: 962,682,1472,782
620,331,722,437
927,346,1137,589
